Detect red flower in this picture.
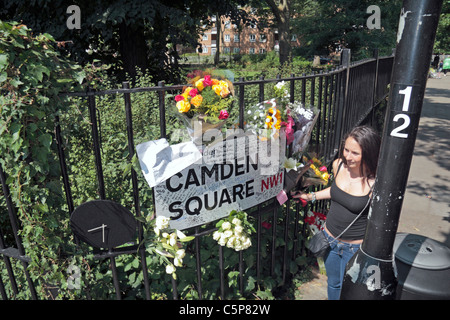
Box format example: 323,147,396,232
305,216,316,225
203,75,212,87
218,109,229,120
189,88,199,97
175,95,185,102
299,198,307,207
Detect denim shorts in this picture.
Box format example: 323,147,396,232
322,229,361,300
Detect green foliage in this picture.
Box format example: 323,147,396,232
434,1,450,52
0,20,85,299
0,0,213,83
292,0,402,60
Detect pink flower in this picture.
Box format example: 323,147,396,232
319,166,327,172
203,75,212,87
282,116,295,145
189,88,199,97
218,109,229,120
175,94,185,102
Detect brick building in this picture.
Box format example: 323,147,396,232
193,15,301,56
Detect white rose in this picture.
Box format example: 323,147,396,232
226,236,236,248
218,235,228,246
223,230,233,238
213,231,222,241
232,218,241,226
166,264,176,274
275,81,286,89
176,249,185,259
222,221,231,230
174,257,183,267
242,237,252,249
155,216,170,229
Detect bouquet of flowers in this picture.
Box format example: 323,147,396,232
277,154,330,205
305,210,327,234
302,155,330,187
305,210,327,273
245,81,318,148
174,70,235,145
147,215,195,280
212,210,255,252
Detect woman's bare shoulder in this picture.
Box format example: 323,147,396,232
332,158,343,175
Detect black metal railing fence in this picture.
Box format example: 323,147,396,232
0,49,393,300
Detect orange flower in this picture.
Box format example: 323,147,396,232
190,95,203,107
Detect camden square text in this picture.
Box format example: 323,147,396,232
165,154,283,220
166,155,257,218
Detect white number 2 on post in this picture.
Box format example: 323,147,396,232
390,86,412,139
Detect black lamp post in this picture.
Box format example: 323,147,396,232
340,0,443,300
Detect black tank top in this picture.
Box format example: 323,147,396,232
325,163,371,240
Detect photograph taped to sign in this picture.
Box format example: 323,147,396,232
153,132,285,230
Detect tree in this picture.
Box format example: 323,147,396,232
0,0,210,83
265,0,292,65
194,2,252,66
434,1,450,53
292,0,402,60
248,0,295,66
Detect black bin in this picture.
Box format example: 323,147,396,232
393,233,450,300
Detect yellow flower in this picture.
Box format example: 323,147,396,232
195,79,205,91
183,87,193,96
212,84,222,96
219,80,228,88
191,94,203,107
265,107,281,129
176,100,191,113
220,86,230,98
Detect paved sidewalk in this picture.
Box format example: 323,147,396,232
397,75,450,247
296,74,450,300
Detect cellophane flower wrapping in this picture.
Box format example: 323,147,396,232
245,82,321,201
278,153,331,205
244,81,319,149
290,104,319,154
176,111,227,147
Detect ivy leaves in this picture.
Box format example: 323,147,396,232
0,20,87,298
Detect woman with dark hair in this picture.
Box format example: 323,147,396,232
292,125,381,300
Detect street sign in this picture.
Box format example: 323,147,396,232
154,133,285,230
